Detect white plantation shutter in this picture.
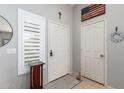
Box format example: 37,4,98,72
18,9,46,75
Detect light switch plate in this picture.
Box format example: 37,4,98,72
6,48,16,54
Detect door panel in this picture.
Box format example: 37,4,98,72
81,21,105,84
48,21,70,82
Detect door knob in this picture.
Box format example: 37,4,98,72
100,54,104,58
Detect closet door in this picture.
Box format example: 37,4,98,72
81,20,105,84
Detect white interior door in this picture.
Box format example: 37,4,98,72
48,20,70,82
81,20,105,84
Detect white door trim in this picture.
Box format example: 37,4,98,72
81,17,107,85
48,19,71,82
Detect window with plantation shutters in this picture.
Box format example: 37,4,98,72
18,9,46,75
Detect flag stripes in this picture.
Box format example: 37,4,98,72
81,4,105,22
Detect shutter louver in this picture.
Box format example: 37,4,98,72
23,21,41,64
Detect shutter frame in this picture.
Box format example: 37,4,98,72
18,9,46,75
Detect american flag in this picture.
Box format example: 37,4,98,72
81,4,105,22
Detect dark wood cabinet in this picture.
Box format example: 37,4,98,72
29,62,44,89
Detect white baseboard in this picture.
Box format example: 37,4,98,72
105,84,113,89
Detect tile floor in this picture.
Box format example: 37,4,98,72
44,74,80,89
73,77,108,89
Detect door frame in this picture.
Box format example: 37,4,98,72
80,15,107,85
48,19,71,82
